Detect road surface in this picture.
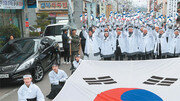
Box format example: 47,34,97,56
0,62,72,101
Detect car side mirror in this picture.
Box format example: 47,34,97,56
39,45,45,52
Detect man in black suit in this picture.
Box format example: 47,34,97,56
79,26,86,54
62,29,70,64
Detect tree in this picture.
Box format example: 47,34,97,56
0,24,21,47
35,13,51,32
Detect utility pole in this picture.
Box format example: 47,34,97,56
22,0,29,37
86,2,91,27
68,0,75,28
73,0,83,29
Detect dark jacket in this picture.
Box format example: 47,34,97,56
79,31,86,53
62,33,69,49
71,35,80,52
79,31,86,45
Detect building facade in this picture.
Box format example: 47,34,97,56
99,1,106,16
106,4,112,19
167,0,178,21
162,0,167,17
0,0,24,36
37,0,71,23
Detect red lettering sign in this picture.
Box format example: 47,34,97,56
52,2,56,8
63,2,67,8
57,3,61,8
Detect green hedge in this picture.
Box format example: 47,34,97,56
0,40,3,48
30,32,40,37
0,24,21,38
0,24,21,48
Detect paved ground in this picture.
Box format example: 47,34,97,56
0,61,72,101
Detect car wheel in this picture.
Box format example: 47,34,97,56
56,53,61,65
33,64,44,82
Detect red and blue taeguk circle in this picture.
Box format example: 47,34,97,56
94,88,163,101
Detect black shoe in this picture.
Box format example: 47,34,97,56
46,95,54,99
70,67,75,70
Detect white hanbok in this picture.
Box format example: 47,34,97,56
100,35,115,58
83,30,101,60
124,31,139,55
48,69,68,85
18,83,45,101
73,59,83,69
154,33,168,55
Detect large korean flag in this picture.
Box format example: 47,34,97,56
53,58,180,101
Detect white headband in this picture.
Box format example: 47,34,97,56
23,75,32,79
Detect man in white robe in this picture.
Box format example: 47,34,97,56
168,29,180,57
83,27,101,60
139,28,154,60
174,29,180,57
124,26,139,60
18,75,45,101
100,28,115,60
154,29,168,59
113,27,126,60
46,64,68,99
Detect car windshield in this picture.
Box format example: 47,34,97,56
55,25,63,35
44,25,63,36
0,39,35,54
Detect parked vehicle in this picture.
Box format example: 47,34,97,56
0,37,61,83
42,20,69,52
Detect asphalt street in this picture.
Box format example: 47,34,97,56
0,60,72,101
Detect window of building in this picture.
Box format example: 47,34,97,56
0,9,21,29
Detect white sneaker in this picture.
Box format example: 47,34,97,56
68,62,71,64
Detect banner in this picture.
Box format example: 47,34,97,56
53,59,180,101
0,0,24,9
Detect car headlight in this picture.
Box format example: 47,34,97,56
16,58,35,72
1,64,19,72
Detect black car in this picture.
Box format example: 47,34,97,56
0,37,61,83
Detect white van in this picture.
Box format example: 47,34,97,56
42,20,68,52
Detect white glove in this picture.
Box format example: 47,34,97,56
68,40,71,43
69,36,72,40
60,78,67,82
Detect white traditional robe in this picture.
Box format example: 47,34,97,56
139,31,155,54
83,30,101,60
124,31,139,55
166,28,174,43
73,59,83,69
154,33,168,55
48,69,68,85
168,34,176,56
112,31,126,54
100,35,115,58
18,83,45,101
175,35,180,56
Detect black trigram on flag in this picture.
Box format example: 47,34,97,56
83,76,117,85
143,76,178,86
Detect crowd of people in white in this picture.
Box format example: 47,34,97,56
80,23,180,60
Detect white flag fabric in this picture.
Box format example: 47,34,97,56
53,58,180,101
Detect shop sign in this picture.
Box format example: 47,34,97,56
0,0,24,9
40,2,68,10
